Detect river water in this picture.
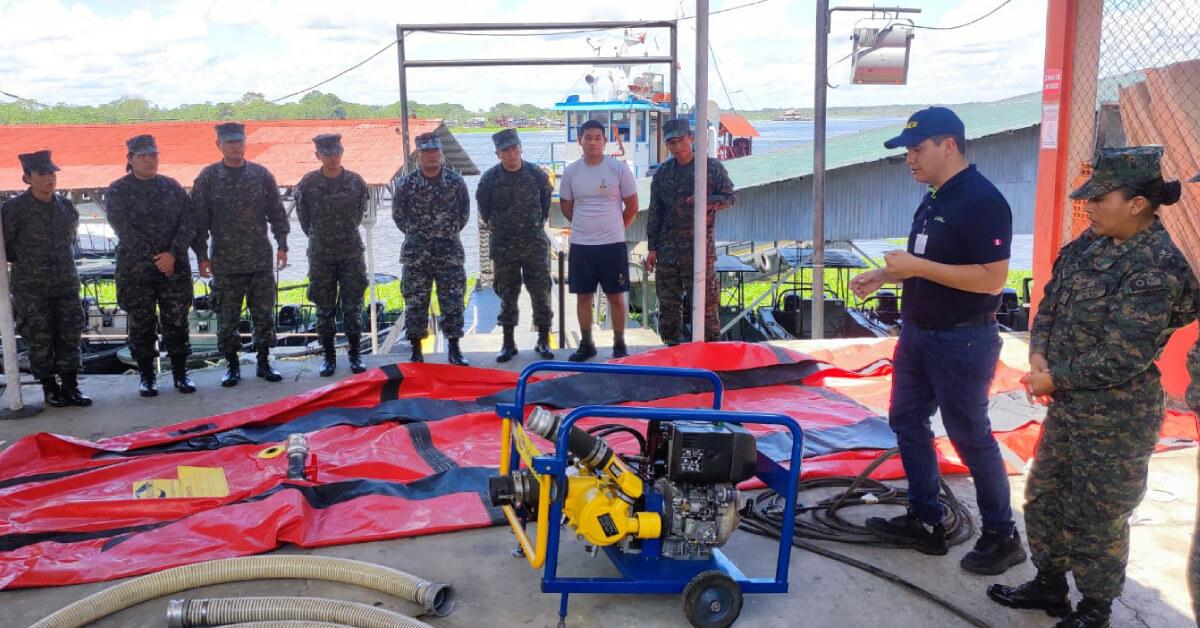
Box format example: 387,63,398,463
75,117,1033,278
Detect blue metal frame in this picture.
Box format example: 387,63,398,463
495,361,804,622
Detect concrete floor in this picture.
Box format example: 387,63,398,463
1,336,1197,628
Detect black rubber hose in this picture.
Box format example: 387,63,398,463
739,449,991,628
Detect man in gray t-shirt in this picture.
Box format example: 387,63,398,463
559,119,639,360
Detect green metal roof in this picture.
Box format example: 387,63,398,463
633,91,1042,207
721,91,1042,190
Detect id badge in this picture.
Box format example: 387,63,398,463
914,233,928,255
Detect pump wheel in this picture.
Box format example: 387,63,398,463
681,570,743,628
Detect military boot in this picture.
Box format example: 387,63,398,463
170,354,196,393
408,336,424,363
1055,599,1112,628
496,327,518,363
347,333,366,374
568,341,597,362
987,571,1071,617
318,335,337,377
41,377,69,408
256,349,283,382
136,358,158,398
447,338,469,367
534,328,554,359
222,353,241,387
59,372,92,407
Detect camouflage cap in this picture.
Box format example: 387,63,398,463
312,133,343,155
17,149,60,174
1069,145,1164,200
492,128,520,150
415,132,442,151
214,122,246,142
126,134,158,155
663,117,693,141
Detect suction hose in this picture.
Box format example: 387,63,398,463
214,622,354,628
166,597,431,628
30,555,454,628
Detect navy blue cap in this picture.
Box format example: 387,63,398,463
215,122,245,142
18,150,60,174
1190,172,1200,183
663,118,692,140
126,134,158,155
415,132,442,151
312,133,343,155
883,107,965,149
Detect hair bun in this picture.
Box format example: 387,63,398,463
1161,179,1182,206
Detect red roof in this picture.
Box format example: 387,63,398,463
0,118,448,192
719,113,760,138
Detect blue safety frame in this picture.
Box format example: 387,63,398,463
495,361,804,624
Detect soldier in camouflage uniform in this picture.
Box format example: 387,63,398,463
105,135,196,397
191,122,290,387
1185,169,1200,627
295,133,369,377
989,147,1196,628
391,132,469,366
475,128,554,362
645,118,736,344
2,150,91,407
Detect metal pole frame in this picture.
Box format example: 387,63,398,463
812,5,920,339
691,0,709,343
397,20,679,158
395,20,682,346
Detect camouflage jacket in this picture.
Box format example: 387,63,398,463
295,168,368,262
646,157,736,261
104,174,194,281
191,161,289,275
1031,220,1198,391
1,191,80,296
476,160,551,247
391,167,469,265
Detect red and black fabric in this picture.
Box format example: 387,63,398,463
0,341,1194,590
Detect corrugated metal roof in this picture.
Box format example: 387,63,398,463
628,91,1042,209
0,118,477,193
720,91,1043,190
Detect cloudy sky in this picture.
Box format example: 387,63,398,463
0,0,1048,111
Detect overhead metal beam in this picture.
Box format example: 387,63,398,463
404,56,675,68
398,21,675,31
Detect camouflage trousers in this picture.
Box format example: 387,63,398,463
655,252,720,343
117,273,193,362
14,290,82,380
210,270,276,355
1025,388,1163,601
307,256,367,338
402,257,465,340
493,243,552,331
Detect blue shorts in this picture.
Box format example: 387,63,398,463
568,242,629,295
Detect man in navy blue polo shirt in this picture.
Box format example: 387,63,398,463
850,106,1025,575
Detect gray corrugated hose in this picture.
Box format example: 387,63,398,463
215,623,355,628
167,597,432,628
30,556,454,628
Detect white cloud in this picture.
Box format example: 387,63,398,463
0,0,1049,110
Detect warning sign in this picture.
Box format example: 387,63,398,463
133,466,230,499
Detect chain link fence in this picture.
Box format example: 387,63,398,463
1063,0,1200,267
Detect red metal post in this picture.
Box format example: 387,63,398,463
1030,0,1077,318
